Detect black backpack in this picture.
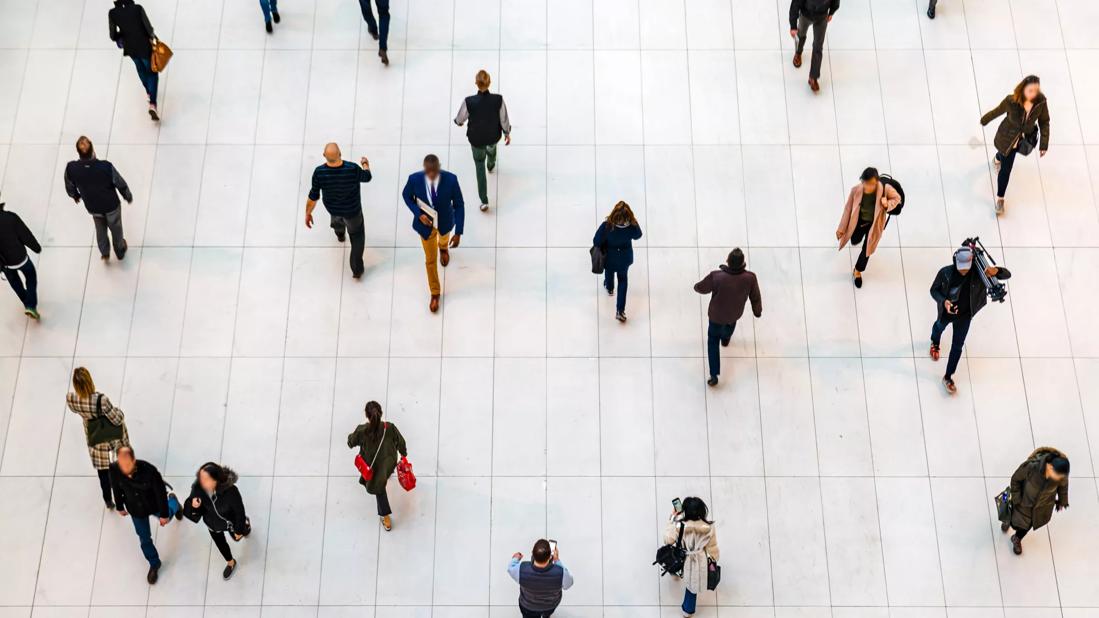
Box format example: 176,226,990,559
653,523,687,577
879,173,905,226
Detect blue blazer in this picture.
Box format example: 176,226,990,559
593,223,643,271
402,171,465,240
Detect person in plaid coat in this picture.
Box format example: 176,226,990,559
65,367,129,508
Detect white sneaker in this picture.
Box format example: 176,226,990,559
994,198,1005,215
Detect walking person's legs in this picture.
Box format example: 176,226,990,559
210,530,234,562
105,208,127,259
995,148,1018,213
359,0,378,32
92,213,111,259
4,266,30,309
809,16,829,81
603,268,614,294
615,267,629,317
943,316,971,380
8,260,39,318
486,143,498,172
131,516,162,569
97,468,113,507
471,146,489,207
346,213,366,278
375,487,392,517
374,0,391,50
682,588,698,615
131,57,158,105
259,0,273,22
422,230,443,306
707,321,723,382
795,14,810,57
331,215,348,242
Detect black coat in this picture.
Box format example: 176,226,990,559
980,93,1051,157
0,209,41,268
182,477,248,534
108,0,155,58
789,0,840,28
64,159,133,215
592,223,643,272
110,459,171,518
1009,447,1069,532
928,263,1011,321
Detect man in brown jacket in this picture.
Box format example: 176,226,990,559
1003,447,1069,555
694,248,762,386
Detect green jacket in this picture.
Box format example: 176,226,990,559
347,422,407,495
1009,446,1068,532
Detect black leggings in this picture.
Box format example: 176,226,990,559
97,469,112,505
376,487,392,516
851,218,873,272
210,530,233,562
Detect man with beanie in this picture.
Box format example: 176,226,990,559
693,248,763,387
1003,447,1070,555
508,539,574,617
64,136,133,261
928,244,1011,394
0,198,42,320
454,70,512,212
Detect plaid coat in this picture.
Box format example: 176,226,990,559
66,392,130,470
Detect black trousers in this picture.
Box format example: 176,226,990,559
520,607,555,618
850,218,872,272
97,468,113,505
331,212,366,277
375,486,392,516
211,530,234,562
795,14,829,80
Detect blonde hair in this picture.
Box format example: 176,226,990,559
605,200,638,229
475,70,491,91
72,367,96,399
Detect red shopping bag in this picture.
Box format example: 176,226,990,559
397,456,416,491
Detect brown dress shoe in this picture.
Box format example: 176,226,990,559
929,344,940,361
381,515,392,531
793,53,802,68
379,50,389,66
1011,534,1022,555
809,78,820,92
430,295,440,313
440,249,450,267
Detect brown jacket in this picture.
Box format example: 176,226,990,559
1009,446,1069,532
980,93,1050,156
694,265,762,324
836,182,901,258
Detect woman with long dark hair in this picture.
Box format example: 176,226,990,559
593,201,643,323
980,75,1050,215
183,462,250,581
65,367,130,509
663,497,720,617
347,401,408,531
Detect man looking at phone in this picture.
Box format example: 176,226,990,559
928,246,1011,395
508,539,574,617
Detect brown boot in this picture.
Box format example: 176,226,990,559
430,294,440,313
381,515,392,531
379,49,389,66
440,249,450,267
1000,522,1010,533
793,53,802,68
809,78,820,92
1011,534,1022,555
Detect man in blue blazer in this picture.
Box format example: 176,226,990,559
401,154,465,313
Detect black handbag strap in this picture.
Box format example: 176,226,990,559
675,522,685,548
95,393,102,417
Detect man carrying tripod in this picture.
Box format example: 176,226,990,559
929,240,1011,394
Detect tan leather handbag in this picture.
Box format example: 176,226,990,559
151,38,173,73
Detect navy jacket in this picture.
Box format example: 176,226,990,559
593,223,643,272
402,171,465,240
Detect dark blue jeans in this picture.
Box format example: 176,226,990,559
931,313,972,380
682,588,697,614
604,266,629,314
129,494,180,568
4,260,38,310
359,0,391,50
995,146,1019,198
707,321,737,378
131,56,159,105
259,0,278,22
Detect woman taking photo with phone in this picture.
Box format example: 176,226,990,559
182,462,250,581
66,367,130,509
663,497,720,617
592,201,643,323
347,400,408,531
980,75,1050,215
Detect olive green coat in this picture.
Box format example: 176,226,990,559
980,93,1050,156
1009,446,1069,532
347,421,407,495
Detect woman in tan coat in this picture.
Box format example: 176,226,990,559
65,367,130,509
662,497,720,617
836,167,901,288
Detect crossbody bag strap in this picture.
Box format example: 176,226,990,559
95,393,103,418
369,422,388,469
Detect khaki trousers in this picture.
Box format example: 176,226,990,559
421,229,450,295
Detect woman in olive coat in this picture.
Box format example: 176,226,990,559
980,75,1050,215
347,400,408,531
1002,446,1069,555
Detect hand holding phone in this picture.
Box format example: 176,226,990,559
672,497,683,514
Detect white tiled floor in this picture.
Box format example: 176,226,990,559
2,0,1099,615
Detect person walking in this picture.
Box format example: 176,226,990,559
182,462,251,581
359,0,391,65
1002,447,1069,555
928,245,1011,394
64,136,133,261
693,248,762,387
980,75,1050,215
109,0,160,120
259,0,281,33
305,143,372,279
835,167,901,288
593,201,642,323
507,539,575,618
789,0,839,92
663,497,720,617
0,199,42,320
346,401,408,531
454,70,512,213
65,367,130,510
401,154,465,313
110,446,183,584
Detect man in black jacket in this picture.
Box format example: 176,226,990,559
789,0,839,92
110,446,182,584
0,199,42,320
454,70,511,213
109,0,159,120
928,246,1011,394
64,136,133,261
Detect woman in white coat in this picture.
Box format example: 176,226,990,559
663,497,720,617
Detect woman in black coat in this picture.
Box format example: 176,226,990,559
108,0,160,120
980,75,1050,215
183,462,250,580
592,201,643,323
